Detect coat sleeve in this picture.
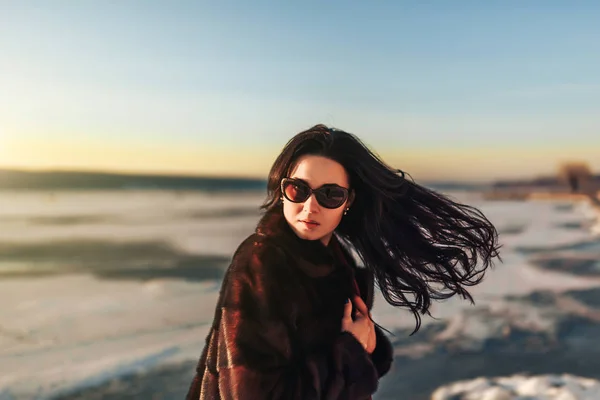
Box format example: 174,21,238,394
369,325,394,378
187,240,381,400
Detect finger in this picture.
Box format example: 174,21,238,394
352,295,369,316
342,298,353,321
368,327,376,353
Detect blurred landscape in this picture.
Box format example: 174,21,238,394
3,2,600,399
0,168,599,400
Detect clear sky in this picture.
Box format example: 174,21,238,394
1,1,599,182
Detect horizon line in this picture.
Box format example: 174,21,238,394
0,165,570,185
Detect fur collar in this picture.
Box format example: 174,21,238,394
255,206,347,277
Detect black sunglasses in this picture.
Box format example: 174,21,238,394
281,178,349,209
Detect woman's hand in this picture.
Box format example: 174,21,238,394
341,295,376,354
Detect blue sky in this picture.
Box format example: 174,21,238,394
1,1,599,181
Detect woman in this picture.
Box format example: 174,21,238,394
186,124,500,399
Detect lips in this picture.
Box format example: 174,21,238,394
300,220,320,227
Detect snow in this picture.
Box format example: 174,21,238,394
432,374,600,400
0,190,599,399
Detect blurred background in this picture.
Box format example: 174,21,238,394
1,1,599,399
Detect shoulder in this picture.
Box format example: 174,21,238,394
230,233,289,277
220,233,294,307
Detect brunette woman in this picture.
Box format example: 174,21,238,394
186,124,500,399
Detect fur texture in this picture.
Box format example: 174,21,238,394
186,207,394,399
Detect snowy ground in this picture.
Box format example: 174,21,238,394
0,190,599,400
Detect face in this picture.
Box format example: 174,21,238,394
282,155,353,246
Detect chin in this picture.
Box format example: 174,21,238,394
292,225,322,241
295,231,319,241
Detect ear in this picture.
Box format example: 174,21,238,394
347,190,355,208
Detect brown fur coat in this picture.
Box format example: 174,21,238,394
186,207,394,399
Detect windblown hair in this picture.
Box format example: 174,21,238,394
261,124,501,334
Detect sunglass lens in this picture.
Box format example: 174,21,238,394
317,187,347,208
283,180,310,202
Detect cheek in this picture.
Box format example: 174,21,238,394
283,202,302,220
324,209,345,227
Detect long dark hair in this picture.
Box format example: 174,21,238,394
261,124,501,334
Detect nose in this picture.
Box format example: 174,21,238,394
303,193,320,213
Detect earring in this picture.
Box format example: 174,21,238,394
344,207,349,215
